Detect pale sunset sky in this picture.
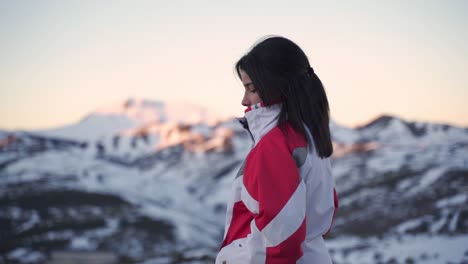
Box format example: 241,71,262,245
1,0,467,130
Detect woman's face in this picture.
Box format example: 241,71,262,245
240,69,262,107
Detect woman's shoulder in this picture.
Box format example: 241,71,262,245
256,122,307,154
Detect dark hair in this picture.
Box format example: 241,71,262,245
235,36,333,158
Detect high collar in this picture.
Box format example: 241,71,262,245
238,102,282,145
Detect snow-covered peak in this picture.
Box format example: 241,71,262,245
96,98,217,125
361,116,413,143
355,114,468,145
33,98,220,142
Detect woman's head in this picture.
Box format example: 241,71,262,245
235,36,333,158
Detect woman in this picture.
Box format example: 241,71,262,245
216,36,339,264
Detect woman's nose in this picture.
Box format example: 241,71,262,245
241,93,250,107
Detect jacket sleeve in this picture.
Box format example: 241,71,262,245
246,136,307,264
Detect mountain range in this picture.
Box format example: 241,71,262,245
1,98,467,264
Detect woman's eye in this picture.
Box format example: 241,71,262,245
244,83,256,93
248,85,257,93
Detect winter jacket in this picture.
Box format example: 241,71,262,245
215,102,338,264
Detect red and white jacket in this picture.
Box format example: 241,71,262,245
216,102,338,264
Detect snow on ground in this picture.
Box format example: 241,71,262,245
327,234,468,264
1,142,244,248
406,167,447,195
436,193,467,208
7,248,45,263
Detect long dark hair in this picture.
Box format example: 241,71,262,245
235,36,333,158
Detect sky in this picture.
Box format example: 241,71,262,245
1,0,467,130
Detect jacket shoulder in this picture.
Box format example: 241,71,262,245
258,122,307,154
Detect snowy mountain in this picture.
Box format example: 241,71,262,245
0,100,467,263
34,98,220,140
